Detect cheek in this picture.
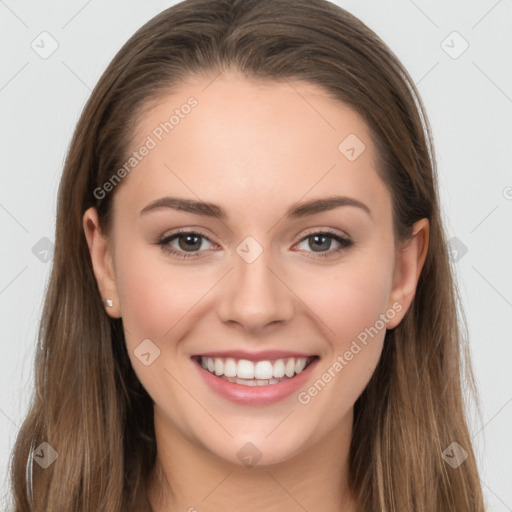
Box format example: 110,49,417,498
300,255,394,349
291,251,394,413
114,245,205,341
112,246,207,412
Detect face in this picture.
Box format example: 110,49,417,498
84,68,427,466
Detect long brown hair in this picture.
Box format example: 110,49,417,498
8,0,485,510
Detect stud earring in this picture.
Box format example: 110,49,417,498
104,299,113,308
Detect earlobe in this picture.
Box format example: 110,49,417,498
386,218,429,329
82,207,121,318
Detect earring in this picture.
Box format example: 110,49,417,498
104,299,113,308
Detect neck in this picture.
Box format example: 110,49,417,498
147,406,358,512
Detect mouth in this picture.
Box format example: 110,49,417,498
191,354,319,387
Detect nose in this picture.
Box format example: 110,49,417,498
216,243,295,333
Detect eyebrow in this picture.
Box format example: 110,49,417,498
140,195,372,219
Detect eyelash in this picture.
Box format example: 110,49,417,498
156,228,353,260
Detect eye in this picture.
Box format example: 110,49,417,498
294,229,353,258
156,228,353,260
156,229,217,259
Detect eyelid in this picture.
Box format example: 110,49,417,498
157,227,217,246
296,226,351,240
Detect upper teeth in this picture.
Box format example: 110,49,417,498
200,356,310,379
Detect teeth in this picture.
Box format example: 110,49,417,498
224,358,237,377
254,361,273,379
285,358,295,378
295,358,307,374
223,376,287,387
214,359,223,376
237,359,254,379
273,359,285,378
199,356,312,382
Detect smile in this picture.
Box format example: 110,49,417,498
197,355,316,386
191,353,320,406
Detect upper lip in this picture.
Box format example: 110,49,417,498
191,350,317,362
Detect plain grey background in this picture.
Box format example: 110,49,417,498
1,0,511,510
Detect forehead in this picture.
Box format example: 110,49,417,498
114,70,391,224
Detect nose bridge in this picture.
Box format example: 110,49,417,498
217,235,294,331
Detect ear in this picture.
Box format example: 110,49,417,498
83,207,121,318
386,218,429,329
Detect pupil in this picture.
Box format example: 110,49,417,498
179,234,201,251
310,234,330,252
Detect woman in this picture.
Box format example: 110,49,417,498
9,0,486,510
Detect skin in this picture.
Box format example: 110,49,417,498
83,68,429,512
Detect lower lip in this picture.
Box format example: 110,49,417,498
193,357,319,406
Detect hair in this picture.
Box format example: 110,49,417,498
8,0,485,510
